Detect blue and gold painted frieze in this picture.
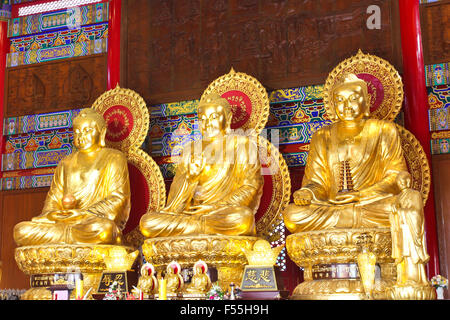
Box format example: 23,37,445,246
267,100,329,127
150,99,199,118
7,38,108,67
428,85,450,132
10,22,108,52
5,128,73,154
431,138,450,155
4,109,81,135
8,2,109,37
268,85,324,104
425,63,450,87
2,147,72,171
0,173,53,191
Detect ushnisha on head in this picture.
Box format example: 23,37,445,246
73,108,107,152
331,73,370,122
198,93,233,139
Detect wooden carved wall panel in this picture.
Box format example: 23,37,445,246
0,189,49,289
5,54,108,118
432,154,450,299
421,2,450,65
124,0,401,104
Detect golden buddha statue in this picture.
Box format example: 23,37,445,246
184,261,212,295
140,93,263,238
389,172,430,288
166,262,184,295
284,74,408,232
13,108,131,246
137,263,158,296
284,72,434,299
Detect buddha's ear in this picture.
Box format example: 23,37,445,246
225,110,233,133
100,126,107,147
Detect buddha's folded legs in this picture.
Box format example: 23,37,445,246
140,205,255,238
14,221,66,246
284,197,395,233
13,215,121,246
70,215,121,244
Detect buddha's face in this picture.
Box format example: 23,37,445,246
333,82,368,122
73,119,103,152
198,103,231,139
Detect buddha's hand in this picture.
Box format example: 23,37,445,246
329,191,360,205
293,189,313,206
187,156,204,179
184,204,216,215
47,209,86,222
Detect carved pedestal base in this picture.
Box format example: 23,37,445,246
142,235,259,292
286,228,395,300
386,284,436,300
291,279,395,300
15,244,135,300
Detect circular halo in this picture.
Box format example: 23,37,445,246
141,263,155,276
396,124,431,205
92,85,149,153
255,136,291,239
200,68,270,135
127,148,166,214
167,261,182,274
193,260,208,274
123,148,166,248
323,50,404,122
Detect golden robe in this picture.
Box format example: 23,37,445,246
14,148,131,246
284,119,407,232
140,136,263,237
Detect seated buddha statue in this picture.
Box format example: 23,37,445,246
13,108,131,246
185,261,212,295
283,74,414,232
140,93,263,238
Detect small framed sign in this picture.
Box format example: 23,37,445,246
97,271,138,294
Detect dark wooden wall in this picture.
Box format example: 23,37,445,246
122,0,402,105
5,54,108,118
432,155,450,299
421,0,450,65
0,188,49,289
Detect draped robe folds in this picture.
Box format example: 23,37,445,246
284,119,409,232
13,148,131,246
140,135,264,238
390,189,429,282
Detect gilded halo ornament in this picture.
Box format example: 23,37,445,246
255,136,291,240
396,125,431,205
200,68,270,135
123,148,167,247
323,49,404,122
92,85,149,153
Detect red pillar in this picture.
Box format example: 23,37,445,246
0,20,9,173
107,0,121,90
398,0,440,277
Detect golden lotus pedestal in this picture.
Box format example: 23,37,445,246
15,244,135,300
286,228,397,300
142,235,260,292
